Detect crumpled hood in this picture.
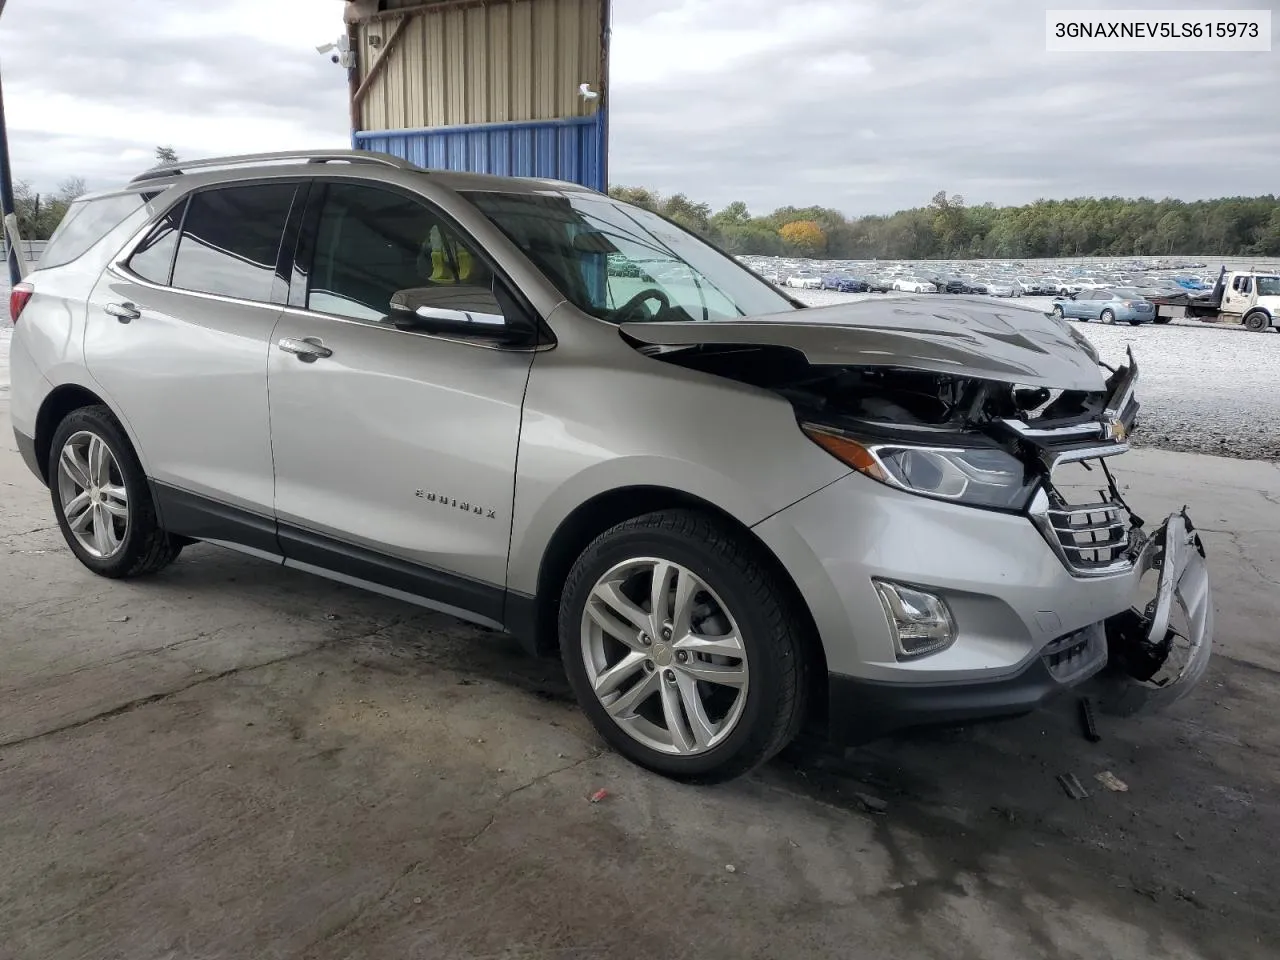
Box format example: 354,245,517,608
622,296,1108,392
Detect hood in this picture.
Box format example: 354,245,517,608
622,296,1108,392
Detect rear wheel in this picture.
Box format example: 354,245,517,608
1243,310,1270,332
48,406,183,578
1100,309,1116,325
559,510,809,783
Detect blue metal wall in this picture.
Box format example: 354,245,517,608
354,113,607,192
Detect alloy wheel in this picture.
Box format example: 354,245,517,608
56,430,129,559
579,557,749,756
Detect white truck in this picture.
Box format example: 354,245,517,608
1148,269,1279,332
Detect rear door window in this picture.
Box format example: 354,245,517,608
170,183,297,303
41,193,147,269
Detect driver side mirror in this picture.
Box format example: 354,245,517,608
389,285,525,344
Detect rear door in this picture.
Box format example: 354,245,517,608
85,181,301,538
267,180,538,620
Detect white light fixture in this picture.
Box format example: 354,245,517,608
874,580,956,659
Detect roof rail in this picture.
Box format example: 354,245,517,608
130,150,415,184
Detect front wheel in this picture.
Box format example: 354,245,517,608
559,510,809,783
1243,311,1271,332
48,405,183,578
1051,305,1065,319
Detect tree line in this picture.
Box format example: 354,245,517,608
609,187,1280,260
11,146,180,241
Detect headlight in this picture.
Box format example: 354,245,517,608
801,425,1039,510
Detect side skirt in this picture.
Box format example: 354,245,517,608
152,481,512,634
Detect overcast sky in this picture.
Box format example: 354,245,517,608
3,0,1277,216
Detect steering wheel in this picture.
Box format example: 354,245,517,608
613,288,670,322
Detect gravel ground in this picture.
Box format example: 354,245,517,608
3,291,1277,460
792,290,1280,461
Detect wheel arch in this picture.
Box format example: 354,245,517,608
33,384,113,485
513,484,830,724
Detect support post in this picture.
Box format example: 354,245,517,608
0,68,20,287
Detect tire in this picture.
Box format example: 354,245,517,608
558,510,809,783
1051,305,1065,319
1243,311,1270,333
1128,318,1143,326
1100,309,1116,325
48,405,183,578
1153,317,1172,325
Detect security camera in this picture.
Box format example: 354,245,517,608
579,82,599,101
331,54,340,64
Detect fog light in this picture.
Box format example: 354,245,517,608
874,580,956,659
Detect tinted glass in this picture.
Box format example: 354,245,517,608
41,193,147,269
305,182,497,323
126,201,185,285
1257,277,1279,297
171,184,295,302
464,191,795,323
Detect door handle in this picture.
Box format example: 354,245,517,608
105,302,141,323
277,337,333,362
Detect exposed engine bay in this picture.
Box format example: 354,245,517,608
644,340,1136,472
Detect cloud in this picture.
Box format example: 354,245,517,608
1,0,1275,216
2,0,350,189
608,0,1280,213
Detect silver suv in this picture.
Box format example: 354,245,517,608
8,151,1213,782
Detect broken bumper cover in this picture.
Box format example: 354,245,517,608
1093,509,1213,715
826,510,1213,743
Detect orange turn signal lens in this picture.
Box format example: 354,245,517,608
801,425,889,482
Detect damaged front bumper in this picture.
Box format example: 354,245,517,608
1095,509,1214,714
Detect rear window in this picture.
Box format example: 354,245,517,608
40,193,147,269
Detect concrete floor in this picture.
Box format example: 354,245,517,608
2,400,1278,959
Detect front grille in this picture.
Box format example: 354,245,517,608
1047,498,1132,571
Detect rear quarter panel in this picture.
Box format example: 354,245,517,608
12,204,159,467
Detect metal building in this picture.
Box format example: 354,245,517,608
343,0,610,190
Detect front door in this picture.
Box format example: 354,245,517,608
1222,274,1253,315
86,181,300,523
267,180,537,622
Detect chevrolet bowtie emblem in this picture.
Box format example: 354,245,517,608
1103,419,1127,442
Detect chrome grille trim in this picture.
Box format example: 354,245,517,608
1030,488,1137,577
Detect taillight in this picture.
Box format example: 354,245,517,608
9,282,33,323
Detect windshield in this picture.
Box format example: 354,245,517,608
1257,276,1280,297
463,191,796,322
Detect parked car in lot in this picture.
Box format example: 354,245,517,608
7,150,1213,782
786,274,822,289
891,278,937,293
933,277,974,294
978,279,1018,298
1050,289,1156,325
1017,278,1054,296
821,275,870,293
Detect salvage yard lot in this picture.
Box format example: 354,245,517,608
2,315,1280,959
